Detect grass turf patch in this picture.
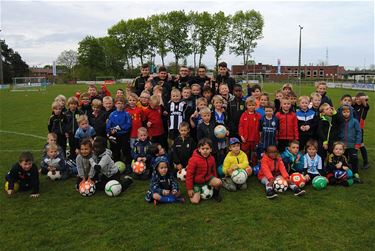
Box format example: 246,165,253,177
0,84,374,250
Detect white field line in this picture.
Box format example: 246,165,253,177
0,130,45,140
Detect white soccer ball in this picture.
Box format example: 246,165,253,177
200,185,213,200
47,170,61,181
231,169,248,185
177,168,187,181
104,180,122,197
79,181,96,197
214,125,227,139
273,176,288,193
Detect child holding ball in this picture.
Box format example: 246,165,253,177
145,156,184,206
75,138,96,190
222,137,252,191
258,145,305,199
186,138,223,204
5,152,40,197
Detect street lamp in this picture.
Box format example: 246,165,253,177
298,25,303,91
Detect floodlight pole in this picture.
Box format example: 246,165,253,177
298,25,303,94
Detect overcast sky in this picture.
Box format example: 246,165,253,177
1,0,374,69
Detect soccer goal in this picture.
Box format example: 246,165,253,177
95,76,116,85
11,77,48,92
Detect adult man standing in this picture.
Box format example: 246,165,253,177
173,65,192,90
152,66,172,104
215,62,235,93
191,65,213,93
133,63,151,96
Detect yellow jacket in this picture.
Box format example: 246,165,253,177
222,150,250,176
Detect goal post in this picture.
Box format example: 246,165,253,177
11,77,48,92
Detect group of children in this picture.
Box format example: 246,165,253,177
5,63,370,202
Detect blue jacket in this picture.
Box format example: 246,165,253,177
280,147,304,173
145,170,179,202
296,108,318,138
338,117,361,148
106,110,132,135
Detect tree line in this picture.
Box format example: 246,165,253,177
69,10,264,80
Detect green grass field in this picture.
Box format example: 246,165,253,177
0,84,374,250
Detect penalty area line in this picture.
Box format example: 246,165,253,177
0,130,45,140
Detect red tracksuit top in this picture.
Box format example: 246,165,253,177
143,106,164,137
275,110,299,140
238,111,261,142
126,107,144,138
186,150,217,190
258,154,289,181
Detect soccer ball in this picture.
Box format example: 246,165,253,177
4,181,20,192
346,169,353,179
273,176,288,193
334,170,347,181
79,181,96,197
231,169,248,185
214,125,227,139
115,161,126,174
200,185,213,200
104,180,122,197
177,168,187,181
312,176,328,190
217,164,224,178
132,161,145,174
47,170,62,181
290,172,306,188
252,164,260,176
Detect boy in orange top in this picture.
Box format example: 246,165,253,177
258,145,305,199
126,92,144,149
239,96,261,166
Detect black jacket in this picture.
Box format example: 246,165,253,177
133,75,150,96
65,109,84,135
48,113,68,135
89,110,107,137
5,163,39,194
215,73,235,93
227,97,245,136
171,136,196,167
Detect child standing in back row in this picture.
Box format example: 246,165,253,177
275,98,299,153
48,101,68,156
239,96,261,166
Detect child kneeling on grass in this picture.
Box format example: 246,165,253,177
5,152,39,198
145,156,184,206
258,145,305,199
91,137,133,191
186,138,223,204
222,137,252,191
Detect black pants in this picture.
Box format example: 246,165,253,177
57,134,67,157
110,133,131,164
345,148,359,174
68,134,79,160
277,139,290,153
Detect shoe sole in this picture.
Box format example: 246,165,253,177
267,194,278,199
294,190,306,196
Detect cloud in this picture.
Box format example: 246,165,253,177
1,0,373,68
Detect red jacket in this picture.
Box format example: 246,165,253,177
238,111,261,142
126,107,144,138
275,110,299,140
186,150,217,190
143,106,164,137
258,154,289,181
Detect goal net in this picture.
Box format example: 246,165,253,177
11,77,48,91
95,76,115,85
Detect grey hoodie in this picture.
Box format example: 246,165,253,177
93,149,119,178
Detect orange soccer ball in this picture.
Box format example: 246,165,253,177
132,161,145,174
79,180,96,197
290,172,306,188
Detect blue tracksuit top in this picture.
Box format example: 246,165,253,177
106,110,132,135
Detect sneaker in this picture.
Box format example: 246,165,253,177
266,189,278,199
353,173,363,184
363,163,369,169
294,188,306,196
212,189,222,202
222,178,236,191
239,182,248,190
